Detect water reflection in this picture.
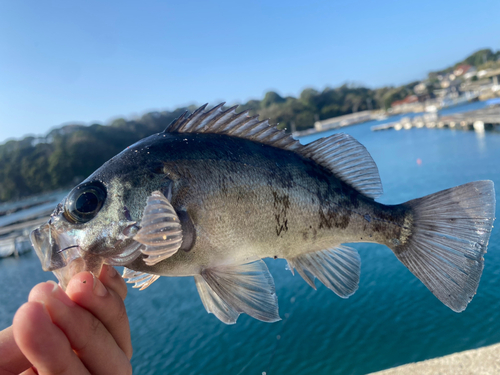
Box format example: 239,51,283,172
475,129,486,151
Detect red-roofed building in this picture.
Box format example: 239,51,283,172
454,64,472,77
391,95,419,108
390,95,422,114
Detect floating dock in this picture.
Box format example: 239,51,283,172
0,233,33,258
371,105,500,132
0,191,65,258
293,110,387,137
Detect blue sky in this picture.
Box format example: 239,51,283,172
1,0,499,143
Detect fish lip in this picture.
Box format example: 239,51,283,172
30,224,56,271
30,223,81,272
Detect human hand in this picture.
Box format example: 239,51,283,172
0,265,132,375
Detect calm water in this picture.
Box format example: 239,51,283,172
1,102,500,374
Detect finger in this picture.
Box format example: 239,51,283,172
0,326,32,375
99,265,128,301
19,368,37,375
29,281,132,375
66,272,133,360
13,302,90,375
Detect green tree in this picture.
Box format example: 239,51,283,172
261,91,286,108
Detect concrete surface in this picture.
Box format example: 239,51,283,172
370,343,500,375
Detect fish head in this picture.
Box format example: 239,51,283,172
31,178,142,289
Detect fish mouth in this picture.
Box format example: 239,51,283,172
30,223,85,289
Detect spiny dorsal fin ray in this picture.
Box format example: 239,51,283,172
164,104,382,198
164,103,302,153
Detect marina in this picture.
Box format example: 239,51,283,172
0,190,66,258
371,103,500,132
0,233,33,258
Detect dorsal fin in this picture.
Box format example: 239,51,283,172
164,103,302,152
164,104,382,198
300,134,383,198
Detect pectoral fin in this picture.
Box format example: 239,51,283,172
134,191,183,266
287,246,360,298
194,259,280,324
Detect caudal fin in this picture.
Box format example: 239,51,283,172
390,180,495,312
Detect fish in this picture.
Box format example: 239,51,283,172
31,103,496,324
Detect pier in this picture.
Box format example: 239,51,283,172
372,105,500,132
370,343,500,375
293,110,387,137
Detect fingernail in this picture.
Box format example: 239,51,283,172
107,265,117,278
47,280,75,307
39,301,50,317
93,274,108,297
46,280,58,291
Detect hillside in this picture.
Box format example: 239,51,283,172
0,48,498,202
429,49,500,77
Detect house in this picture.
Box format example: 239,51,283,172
413,82,427,95
391,95,418,108
390,95,423,113
454,64,473,77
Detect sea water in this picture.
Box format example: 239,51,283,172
1,101,499,374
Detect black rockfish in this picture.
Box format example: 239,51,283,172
31,104,496,324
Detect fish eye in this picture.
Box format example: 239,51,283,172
64,181,107,224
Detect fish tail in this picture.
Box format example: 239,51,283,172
389,180,495,312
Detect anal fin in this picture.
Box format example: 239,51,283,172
122,267,160,290
287,246,361,298
194,260,280,324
